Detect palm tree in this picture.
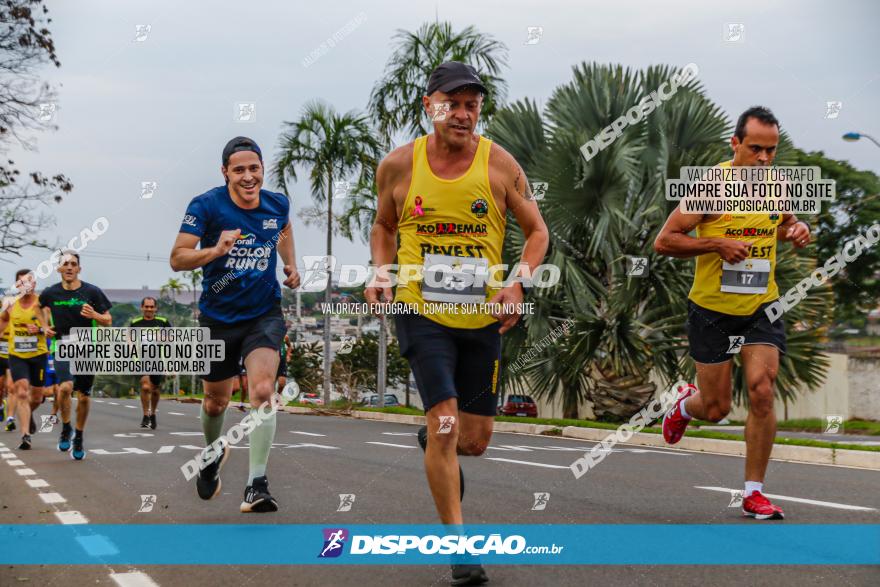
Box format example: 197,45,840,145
182,270,202,319
368,22,508,140
159,277,189,326
487,62,832,419
273,101,384,404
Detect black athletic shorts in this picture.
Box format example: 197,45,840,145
686,299,787,364
148,374,163,387
0,356,8,375
9,354,46,387
53,359,95,396
199,305,285,382
394,313,500,416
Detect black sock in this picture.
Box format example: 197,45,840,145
63,421,72,433
74,429,83,440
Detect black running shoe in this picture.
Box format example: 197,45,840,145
58,423,72,452
140,415,150,428
29,415,36,435
149,414,157,430
240,476,278,513
19,434,32,450
71,434,86,460
5,419,15,432
450,564,488,586
196,446,229,500
418,425,465,501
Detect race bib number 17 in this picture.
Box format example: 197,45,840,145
720,259,771,294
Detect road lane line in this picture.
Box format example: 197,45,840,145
168,412,185,416
366,441,415,449
124,405,136,409
26,479,49,488
2,453,14,459
485,457,571,469
15,468,35,476
39,492,66,504
55,511,89,524
110,571,160,587
7,459,25,466
290,431,326,436
694,486,878,511
108,402,119,405
382,432,417,436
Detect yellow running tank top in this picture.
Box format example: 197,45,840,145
0,297,10,358
394,135,506,329
0,324,8,359
688,160,781,316
8,297,48,358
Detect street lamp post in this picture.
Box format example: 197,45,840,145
842,132,880,149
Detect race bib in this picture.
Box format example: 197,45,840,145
0,340,8,355
14,336,38,353
421,254,488,304
720,259,771,294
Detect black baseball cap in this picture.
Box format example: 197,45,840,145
222,136,263,167
426,62,487,96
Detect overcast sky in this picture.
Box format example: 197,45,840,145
2,0,878,291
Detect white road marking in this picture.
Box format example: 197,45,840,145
694,486,878,511
1,453,14,459
55,511,89,524
110,571,160,587
290,430,326,436
108,402,119,405
485,457,571,470
114,433,154,438
382,432,417,436
26,479,49,488
124,405,137,409
95,400,105,403
0,446,10,452
157,445,175,454
91,447,151,455
280,443,339,450
170,432,202,436
366,441,415,449
168,412,185,416
7,459,25,466
39,492,66,504
15,468,35,476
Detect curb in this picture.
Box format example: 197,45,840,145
280,405,880,471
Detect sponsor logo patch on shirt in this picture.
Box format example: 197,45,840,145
263,218,278,229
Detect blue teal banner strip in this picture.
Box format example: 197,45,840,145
1,524,877,565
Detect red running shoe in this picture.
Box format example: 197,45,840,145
661,383,698,445
742,491,785,520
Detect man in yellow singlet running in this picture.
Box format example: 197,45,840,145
0,270,54,449
366,62,548,585
655,106,811,520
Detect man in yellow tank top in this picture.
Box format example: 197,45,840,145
655,107,811,520
0,270,54,450
0,295,14,429
366,62,548,584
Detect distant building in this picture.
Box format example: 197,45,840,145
103,287,200,305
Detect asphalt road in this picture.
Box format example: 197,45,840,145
1,397,878,586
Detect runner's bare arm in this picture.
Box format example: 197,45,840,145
81,304,112,327
170,230,239,271
654,207,748,262
366,148,407,304
777,214,810,247
500,151,549,285
277,222,301,289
